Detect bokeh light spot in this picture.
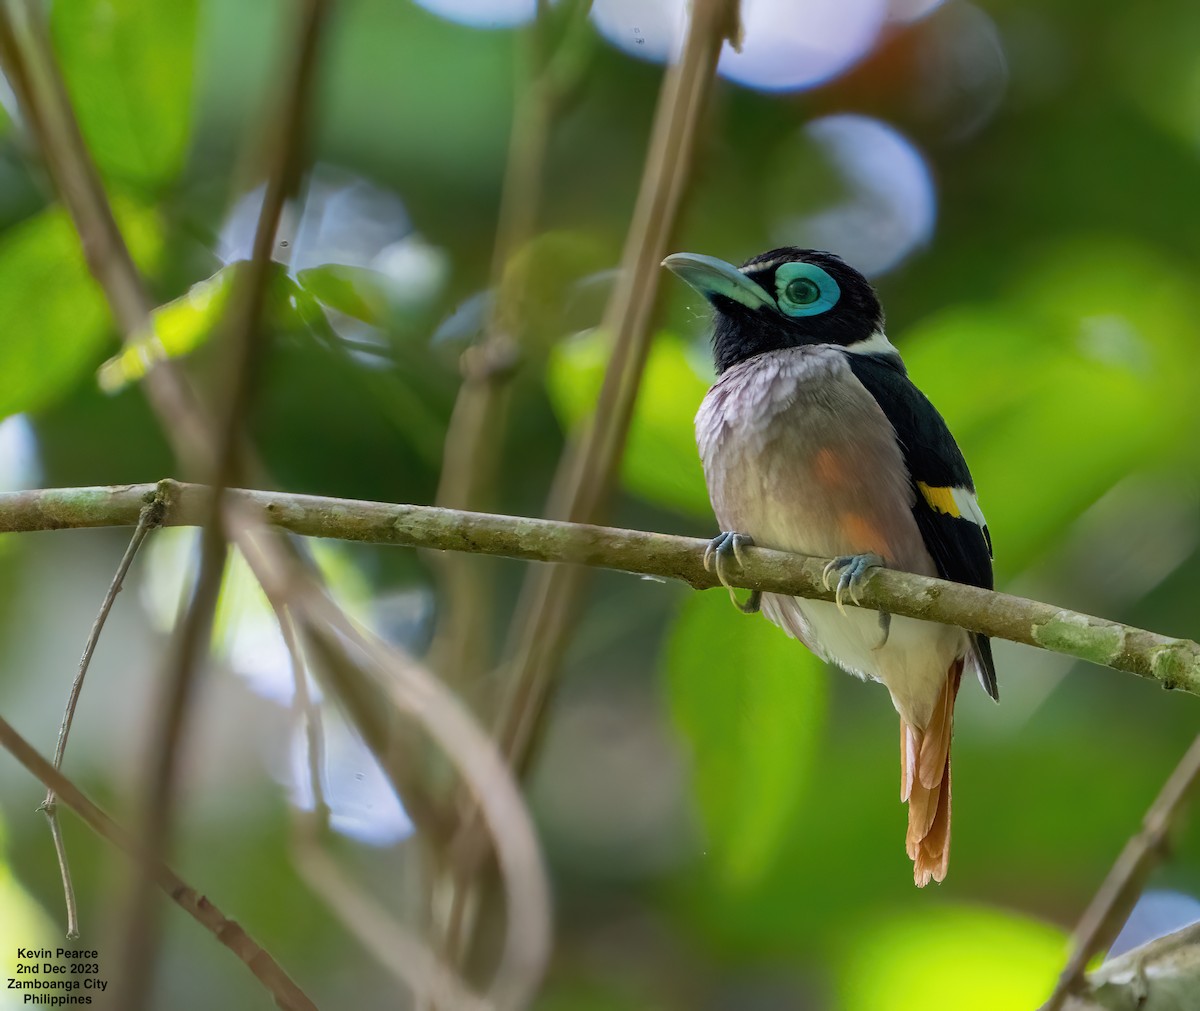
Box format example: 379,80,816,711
840,906,1064,1010
907,2,1008,142
0,415,40,492
771,114,936,276
592,0,888,91
410,0,536,30
589,0,687,63
287,710,414,847
719,0,888,91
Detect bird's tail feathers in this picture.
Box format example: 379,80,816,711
900,658,964,887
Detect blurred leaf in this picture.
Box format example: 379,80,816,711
837,906,1065,1011
98,263,237,391
297,232,450,333
899,235,1200,578
499,231,610,349
665,589,828,890
0,210,107,419
297,264,395,327
547,331,713,516
98,262,317,392
52,0,198,186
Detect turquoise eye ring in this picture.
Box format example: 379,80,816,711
775,261,840,317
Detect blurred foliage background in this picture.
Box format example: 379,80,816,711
2,0,1200,1008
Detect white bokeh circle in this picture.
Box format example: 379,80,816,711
591,0,888,91
409,0,536,29
773,114,936,276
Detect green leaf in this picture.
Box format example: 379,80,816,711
0,210,111,419
665,589,828,890
296,264,399,328
296,243,449,333
98,261,314,391
547,331,713,516
52,0,198,186
498,231,611,350
837,906,1065,1011
98,263,238,392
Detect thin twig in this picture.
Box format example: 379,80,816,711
1065,919,1200,1008
1,10,544,985
292,815,492,1011
235,522,552,1011
0,715,317,1011
3,482,1199,695
39,498,164,938
116,4,330,1007
0,3,546,1006
430,0,589,691
1043,733,1200,1011
0,1,215,464
278,601,330,827
244,514,449,841
434,0,739,970
426,3,567,974
0,3,150,337
500,0,742,769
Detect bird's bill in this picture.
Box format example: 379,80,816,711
662,252,776,312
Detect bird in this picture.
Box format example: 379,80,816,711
663,247,997,886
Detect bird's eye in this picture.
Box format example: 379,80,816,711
774,262,840,317
785,277,820,305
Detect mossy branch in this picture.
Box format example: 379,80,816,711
3,480,1197,696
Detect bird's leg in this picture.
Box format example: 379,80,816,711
821,552,885,616
704,531,761,613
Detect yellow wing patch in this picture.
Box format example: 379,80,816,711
917,482,962,518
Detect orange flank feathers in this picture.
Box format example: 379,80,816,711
900,659,964,886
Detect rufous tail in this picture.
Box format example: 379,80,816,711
899,658,964,887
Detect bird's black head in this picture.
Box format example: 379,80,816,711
663,247,887,374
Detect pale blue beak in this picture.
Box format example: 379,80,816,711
662,252,776,312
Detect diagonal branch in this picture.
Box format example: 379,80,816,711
1062,920,1200,1009
291,824,493,1011
2,1,550,1005
0,715,317,1011
0,0,214,464
3,482,1197,695
1043,732,1200,1011
115,4,331,1006
501,0,741,778
436,4,741,960
235,521,551,1011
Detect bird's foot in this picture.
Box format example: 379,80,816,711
704,531,761,613
821,552,884,616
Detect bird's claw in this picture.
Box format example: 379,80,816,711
705,531,761,614
821,552,884,616
874,610,892,650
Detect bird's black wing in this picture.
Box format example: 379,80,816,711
847,352,999,700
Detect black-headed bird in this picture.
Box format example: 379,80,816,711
664,247,997,886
